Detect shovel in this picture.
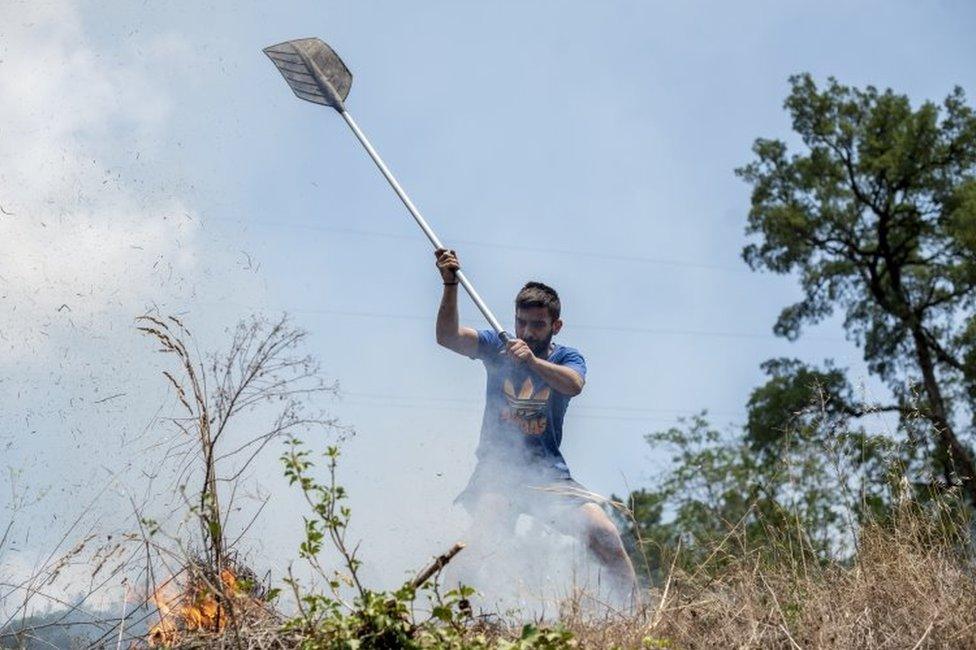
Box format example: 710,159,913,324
264,37,511,342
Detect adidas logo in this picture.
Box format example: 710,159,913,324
502,377,550,419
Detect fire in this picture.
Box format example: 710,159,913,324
147,568,241,646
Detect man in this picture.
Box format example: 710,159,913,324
434,247,637,604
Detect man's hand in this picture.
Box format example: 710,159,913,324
505,338,536,366
435,247,479,357
435,248,459,284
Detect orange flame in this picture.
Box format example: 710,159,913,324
147,569,240,646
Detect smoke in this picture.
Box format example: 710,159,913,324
0,2,629,627
439,454,631,616
427,336,635,615
0,0,261,618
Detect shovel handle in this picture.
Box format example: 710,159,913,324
340,110,511,341
455,269,511,342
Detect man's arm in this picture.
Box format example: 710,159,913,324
529,356,585,396
434,248,480,357
506,339,585,396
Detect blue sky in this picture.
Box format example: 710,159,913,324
2,0,975,597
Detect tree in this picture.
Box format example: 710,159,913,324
736,74,976,507
619,77,976,578
619,400,894,581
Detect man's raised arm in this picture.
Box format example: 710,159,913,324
434,248,480,357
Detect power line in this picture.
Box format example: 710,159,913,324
253,304,844,343
198,221,849,342
206,216,748,273
337,396,730,425
341,390,743,418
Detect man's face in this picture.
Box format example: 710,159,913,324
515,306,562,357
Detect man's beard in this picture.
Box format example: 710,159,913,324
524,332,553,358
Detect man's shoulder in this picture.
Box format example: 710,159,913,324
473,329,505,363
552,342,583,359
551,343,585,375
478,329,502,344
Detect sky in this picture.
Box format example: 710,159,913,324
2,0,975,604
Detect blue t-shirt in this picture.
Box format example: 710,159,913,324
471,330,587,477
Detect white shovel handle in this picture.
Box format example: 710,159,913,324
340,110,511,342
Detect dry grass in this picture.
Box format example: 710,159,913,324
10,315,975,649
123,316,976,648
560,511,976,649
143,505,976,649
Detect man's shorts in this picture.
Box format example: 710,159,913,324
454,457,596,528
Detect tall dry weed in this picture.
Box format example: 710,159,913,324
559,498,976,649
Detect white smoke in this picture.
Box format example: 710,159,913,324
0,2,632,627
0,1,201,364
0,0,260,619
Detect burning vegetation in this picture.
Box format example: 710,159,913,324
147,564,269,647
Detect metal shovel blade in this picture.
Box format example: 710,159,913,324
263,37,352,110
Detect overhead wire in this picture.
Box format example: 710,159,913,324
205,216,748,273
230,303,845,343
194,217,842,425
203,217,845,342
337,393,742,425
340,390,742,418
341,402,700,424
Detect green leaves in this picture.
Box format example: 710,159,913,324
496,624,577,650
300,517,324,559
738,73,976,505
279,438,576,649
947,179,976,255
745,358,852,455
624,75,976,573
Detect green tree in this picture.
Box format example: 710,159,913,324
620,399,894,580
621,76,976,578
736,74,976,507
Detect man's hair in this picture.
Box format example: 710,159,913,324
515,281,561,321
